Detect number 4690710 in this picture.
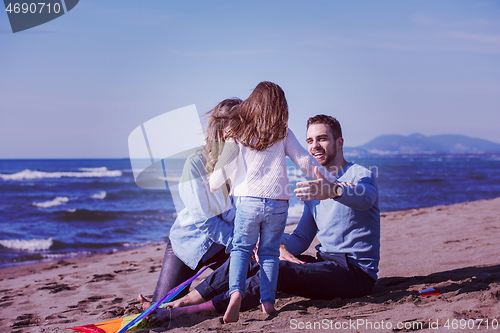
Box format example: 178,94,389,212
444,318,498,330
6,2,61,14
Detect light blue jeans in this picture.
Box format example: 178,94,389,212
229,196,289,304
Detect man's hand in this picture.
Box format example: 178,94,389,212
279,244,305,264
294,166,342,201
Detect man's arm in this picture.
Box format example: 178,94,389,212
335,175,377,210
281,202,318,259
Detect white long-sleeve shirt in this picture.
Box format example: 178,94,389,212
209,129,337,200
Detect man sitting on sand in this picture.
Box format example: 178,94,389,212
146,114,380,320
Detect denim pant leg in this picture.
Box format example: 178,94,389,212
276,253,376,300
228,198,262,297
196,258,262,313
258,200,288,303
197,253,375,313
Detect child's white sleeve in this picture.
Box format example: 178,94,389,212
285,129,338,182
209,141,240,191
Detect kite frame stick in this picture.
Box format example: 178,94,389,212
116,262,214,333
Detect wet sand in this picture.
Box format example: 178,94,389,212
1,197,500,332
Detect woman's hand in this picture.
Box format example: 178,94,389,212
252,244,259,263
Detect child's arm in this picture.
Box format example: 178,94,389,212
284,129,338,183
209,141,239,193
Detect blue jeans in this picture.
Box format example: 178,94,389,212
196,252,376,313
229,197,288,304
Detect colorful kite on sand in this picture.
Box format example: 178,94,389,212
68,264,213,333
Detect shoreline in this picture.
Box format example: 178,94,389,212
0,242,167,270
1,195,497,270
1,197,500,332
0,218,302,279
0,215,302,270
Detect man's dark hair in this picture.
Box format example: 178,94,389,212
307,114,342,139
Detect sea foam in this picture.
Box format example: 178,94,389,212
91,191,107,199
0,168,122,181
0,238,53,251
33,197,69,208
79,167,108,172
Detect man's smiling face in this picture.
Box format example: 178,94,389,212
306,123,337,168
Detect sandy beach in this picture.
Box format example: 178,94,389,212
1,197,500,333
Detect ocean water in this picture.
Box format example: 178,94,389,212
1,157,499,266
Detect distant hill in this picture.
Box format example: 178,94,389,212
345,133,500,157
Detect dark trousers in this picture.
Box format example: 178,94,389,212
195,252,376,313
152,240,230,302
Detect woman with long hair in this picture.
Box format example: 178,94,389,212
139,98,242,307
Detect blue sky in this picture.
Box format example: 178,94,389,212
1,1,499,158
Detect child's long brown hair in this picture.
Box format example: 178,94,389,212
225,81,288,151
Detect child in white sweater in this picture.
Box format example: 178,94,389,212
209,81,337,323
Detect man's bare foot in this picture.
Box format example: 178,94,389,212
223,291,242,323
162,289,206,309
261,302,276,315
138,294,152,311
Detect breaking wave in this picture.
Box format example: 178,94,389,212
0,168,122,181
33,197,69,208
0,237,127,252
79,167,108,172
0,238,54,251
91,191,107,199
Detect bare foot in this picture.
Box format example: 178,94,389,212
138,294,152,311
162,289,206,309
261,302,276,315
223,291,242,323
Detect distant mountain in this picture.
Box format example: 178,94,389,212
345,133,500,157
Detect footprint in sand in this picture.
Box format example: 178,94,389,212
12,313,40,328
88,274,115,283
45,313,77,324
0,294,13,307
78,295,105,306
38,282,75,293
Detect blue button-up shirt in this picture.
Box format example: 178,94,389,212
169,153,236,269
